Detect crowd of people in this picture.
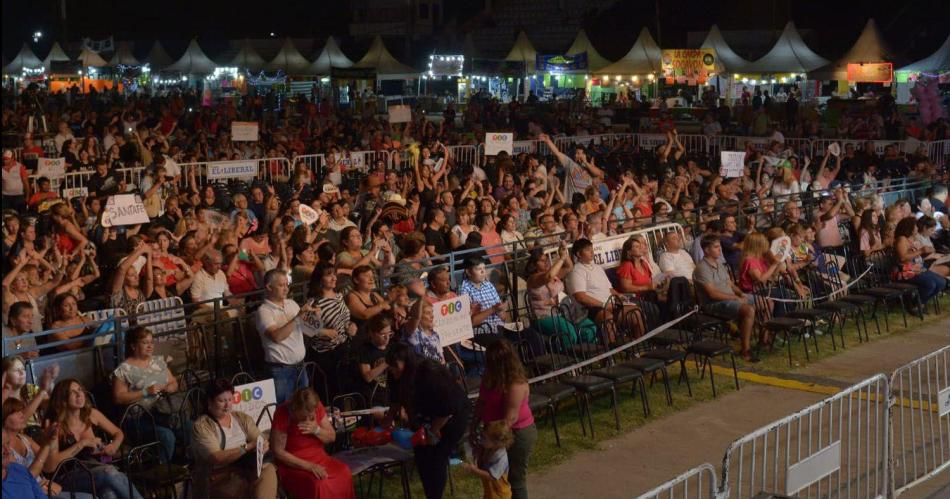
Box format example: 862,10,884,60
2,84,950,499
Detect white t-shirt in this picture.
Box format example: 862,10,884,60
565,261,613,306
658,250,696,281
221,415,248,450
255,298,306,365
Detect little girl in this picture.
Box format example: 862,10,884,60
464,420,514,499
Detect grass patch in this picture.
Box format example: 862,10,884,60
368,296,950,498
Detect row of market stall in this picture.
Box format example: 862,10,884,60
2,21,948,104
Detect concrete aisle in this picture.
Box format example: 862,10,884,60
527,316,950,499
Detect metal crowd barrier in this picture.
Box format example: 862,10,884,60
178,157,293,188
636,463,719,499
889,345,950,497
720,374,891,499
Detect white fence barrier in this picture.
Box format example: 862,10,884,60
889,345,950,497
636,463,719,499
720,374,890,499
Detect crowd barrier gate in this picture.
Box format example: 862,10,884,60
636,463,719,499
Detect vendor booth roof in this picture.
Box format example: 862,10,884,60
43,42,71,67
226,39,266,72
78,48,108,67
308,37,353,75
504,31,538,68
166,39,217,74
109,41,140,67
353,35,418,79
3,44,43,73
810,19,900,80
740,22,828,73
899,34,950,73
266,37,311,74
698,25,749,73
596,28,661,75
566,29,611,72
145,41,173,70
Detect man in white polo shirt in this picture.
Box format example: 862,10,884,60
658,231,695,281
255,269,315,403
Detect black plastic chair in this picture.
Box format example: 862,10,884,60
48,458,97,499
752,280,813,366
632,301,693,399
588,311,651,417
121,405,191,499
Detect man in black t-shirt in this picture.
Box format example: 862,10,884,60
423,208,450,257
86,159,122,198
353,319,392,403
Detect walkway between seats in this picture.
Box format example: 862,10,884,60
527,315,950,499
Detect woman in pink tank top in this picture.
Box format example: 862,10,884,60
472,339,537,499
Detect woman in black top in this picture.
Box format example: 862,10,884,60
385,344,470,499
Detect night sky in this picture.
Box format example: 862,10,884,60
3,0,948,66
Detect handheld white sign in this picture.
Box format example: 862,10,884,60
433,295,474,346
232,379,277,432
36,157,66,180
101,194,150,227
299,204,320,225
388,105,411,124
770,236,793,262
719,151,746,178
485,133,514,156
231,122,259,141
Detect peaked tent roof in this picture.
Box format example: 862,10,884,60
353,35,418,79
3,44,43,73
43,42,71,66
307,37,353,75
109,41,140,67
740,22,829,73
504,31,538,70
596,28,662,75
144,41,173,70
810,19,899,80
266,37,311,74
899,34,950,73
228,39,266,72
78,48,109,67
166,39,217,74
565,29,611,72
698,25,750,73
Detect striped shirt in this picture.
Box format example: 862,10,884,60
303,294,351,353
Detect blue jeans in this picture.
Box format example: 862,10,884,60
62,465,143,499
269,364,309,404
909,271,947,304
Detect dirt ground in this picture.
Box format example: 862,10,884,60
527,315,950,499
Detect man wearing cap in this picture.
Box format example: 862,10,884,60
2,150,31,213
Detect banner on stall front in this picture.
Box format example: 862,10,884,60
388,105,411,124
207,160,258,180
485,133,514,156
847,63,893,83
720,151,746,178
36,157,66,180
231,121,259,141
233,379,277,432
101,194,150,227
661,49,716,83
535,53,588,72
433,295,474,346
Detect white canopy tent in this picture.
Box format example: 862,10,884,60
899,34,950,73
109,41,141,67
740,22,828,73
810,19,898,81
565,29,611,72
307,37,353,75
504,31,538,71
78,48,109,68
698,25,749,73
166,39,217,74
596,27,662,75
227,39,266,72
266,37,311,74
144,41,173,71
43,42,71,67
353,35,418,80
3,44,44,73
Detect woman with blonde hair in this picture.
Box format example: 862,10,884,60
472,339,537,499
270,388,355,499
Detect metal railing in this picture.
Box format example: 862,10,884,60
719,374,890,499
889,345,950,497
636,463,719,499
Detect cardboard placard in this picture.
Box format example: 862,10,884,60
433,295,474,346
719,151,746,178
322,183,339,194
231,121,259,141
36,157,66,180
101,194,150,227
207,160,258,180
299,204,320,225
232,379,277,432
770,236,793,262
826,143,841,157
63,187,88,200
388,105,411,124
485,133,513,156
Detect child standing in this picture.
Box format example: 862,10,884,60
464,420,514,499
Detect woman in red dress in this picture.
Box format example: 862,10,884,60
270,388,356,499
